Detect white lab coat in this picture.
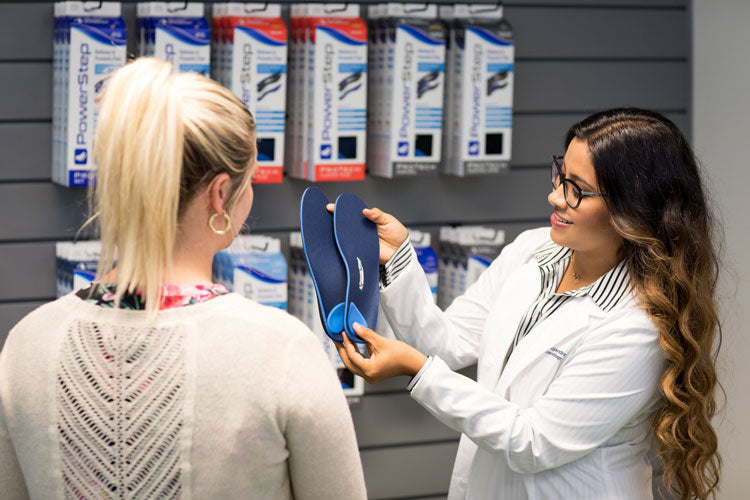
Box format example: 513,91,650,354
380,228,665,500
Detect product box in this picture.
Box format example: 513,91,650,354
212,235,287,309
287,4,368,182
437,226,458,309
211,3,287,183
457,225,505,289
441,4,514,176
437,225,504,309
55,240,102,297
137,2,210,75
284,5,304,180
52,2,126,187
289,232,364,396
411,229,439,302
368,3,446,178
209,3,225,80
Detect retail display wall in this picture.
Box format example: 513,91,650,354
0,1,689,498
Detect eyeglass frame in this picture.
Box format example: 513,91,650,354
551,155,606,209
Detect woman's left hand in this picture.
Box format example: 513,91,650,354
334,323,428,384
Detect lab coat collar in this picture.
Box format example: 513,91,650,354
533,240,632,313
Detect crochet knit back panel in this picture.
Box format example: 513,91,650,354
56,319,185,499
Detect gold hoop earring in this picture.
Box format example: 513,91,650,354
209,211,232,235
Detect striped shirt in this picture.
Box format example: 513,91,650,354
379,237,413,288
503,239,631,366
382,235,632,367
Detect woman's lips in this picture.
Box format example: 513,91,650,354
551,213,573,228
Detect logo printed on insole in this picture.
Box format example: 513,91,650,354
357,257,364,290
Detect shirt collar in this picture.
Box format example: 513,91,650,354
533,240,632,312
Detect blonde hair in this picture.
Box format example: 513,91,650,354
91,57,256,312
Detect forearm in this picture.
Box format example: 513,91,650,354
380,250,485,369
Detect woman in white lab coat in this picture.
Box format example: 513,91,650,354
336,108,722,499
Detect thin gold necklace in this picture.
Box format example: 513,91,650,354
571,252,581,284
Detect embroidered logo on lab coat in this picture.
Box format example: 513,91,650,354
545,347,567,360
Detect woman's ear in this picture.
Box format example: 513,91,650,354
208,173,232,215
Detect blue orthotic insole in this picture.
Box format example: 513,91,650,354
300,187,347,342
333,193,380,343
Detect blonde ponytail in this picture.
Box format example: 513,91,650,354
91,57,256,312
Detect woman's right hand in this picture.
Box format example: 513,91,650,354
362,207,408,264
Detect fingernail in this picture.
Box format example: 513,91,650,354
353,322,361,328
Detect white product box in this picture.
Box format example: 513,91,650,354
53,2,126,187
55,240,102,296
437,226,458,310
368,3,446,178
284,5,304,180
138,2,210,75
438,225,505,309
213,3,288,183
287,4,368,182
456,226,505,288
213,235,288,309
441,4,515,176
411,230,439,302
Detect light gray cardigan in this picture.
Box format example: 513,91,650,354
0,293,366,499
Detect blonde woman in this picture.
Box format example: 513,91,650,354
0,58,367,499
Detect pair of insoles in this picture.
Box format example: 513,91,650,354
300,187,379,343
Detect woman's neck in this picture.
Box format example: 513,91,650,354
165,239,217,285
571,246,621,285
556,244,622,294
100,242,218,287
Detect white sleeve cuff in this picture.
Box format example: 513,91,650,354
406,355,434,391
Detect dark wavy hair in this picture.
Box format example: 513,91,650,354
566,108,722,499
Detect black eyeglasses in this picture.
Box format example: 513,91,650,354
551,155,606,209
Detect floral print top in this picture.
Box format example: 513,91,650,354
76,283,229,310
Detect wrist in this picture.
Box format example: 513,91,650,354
405,351,428,377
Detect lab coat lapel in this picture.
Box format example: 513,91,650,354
481,263,542,390
496,299,593,394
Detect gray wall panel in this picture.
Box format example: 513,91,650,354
0,4,53,61
361,442,458,500
0,242,55,300
0,172,553,240
250,170,552,230
0,123,50,181
364,376,413,394
0,61,688,120
0,63,51,120
0,3,687,61
0,183,89,241
365,365,479,396
0,302,47,347
512,112,689,166
514,61,689,112
509,7,688,59
352,392,459,448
